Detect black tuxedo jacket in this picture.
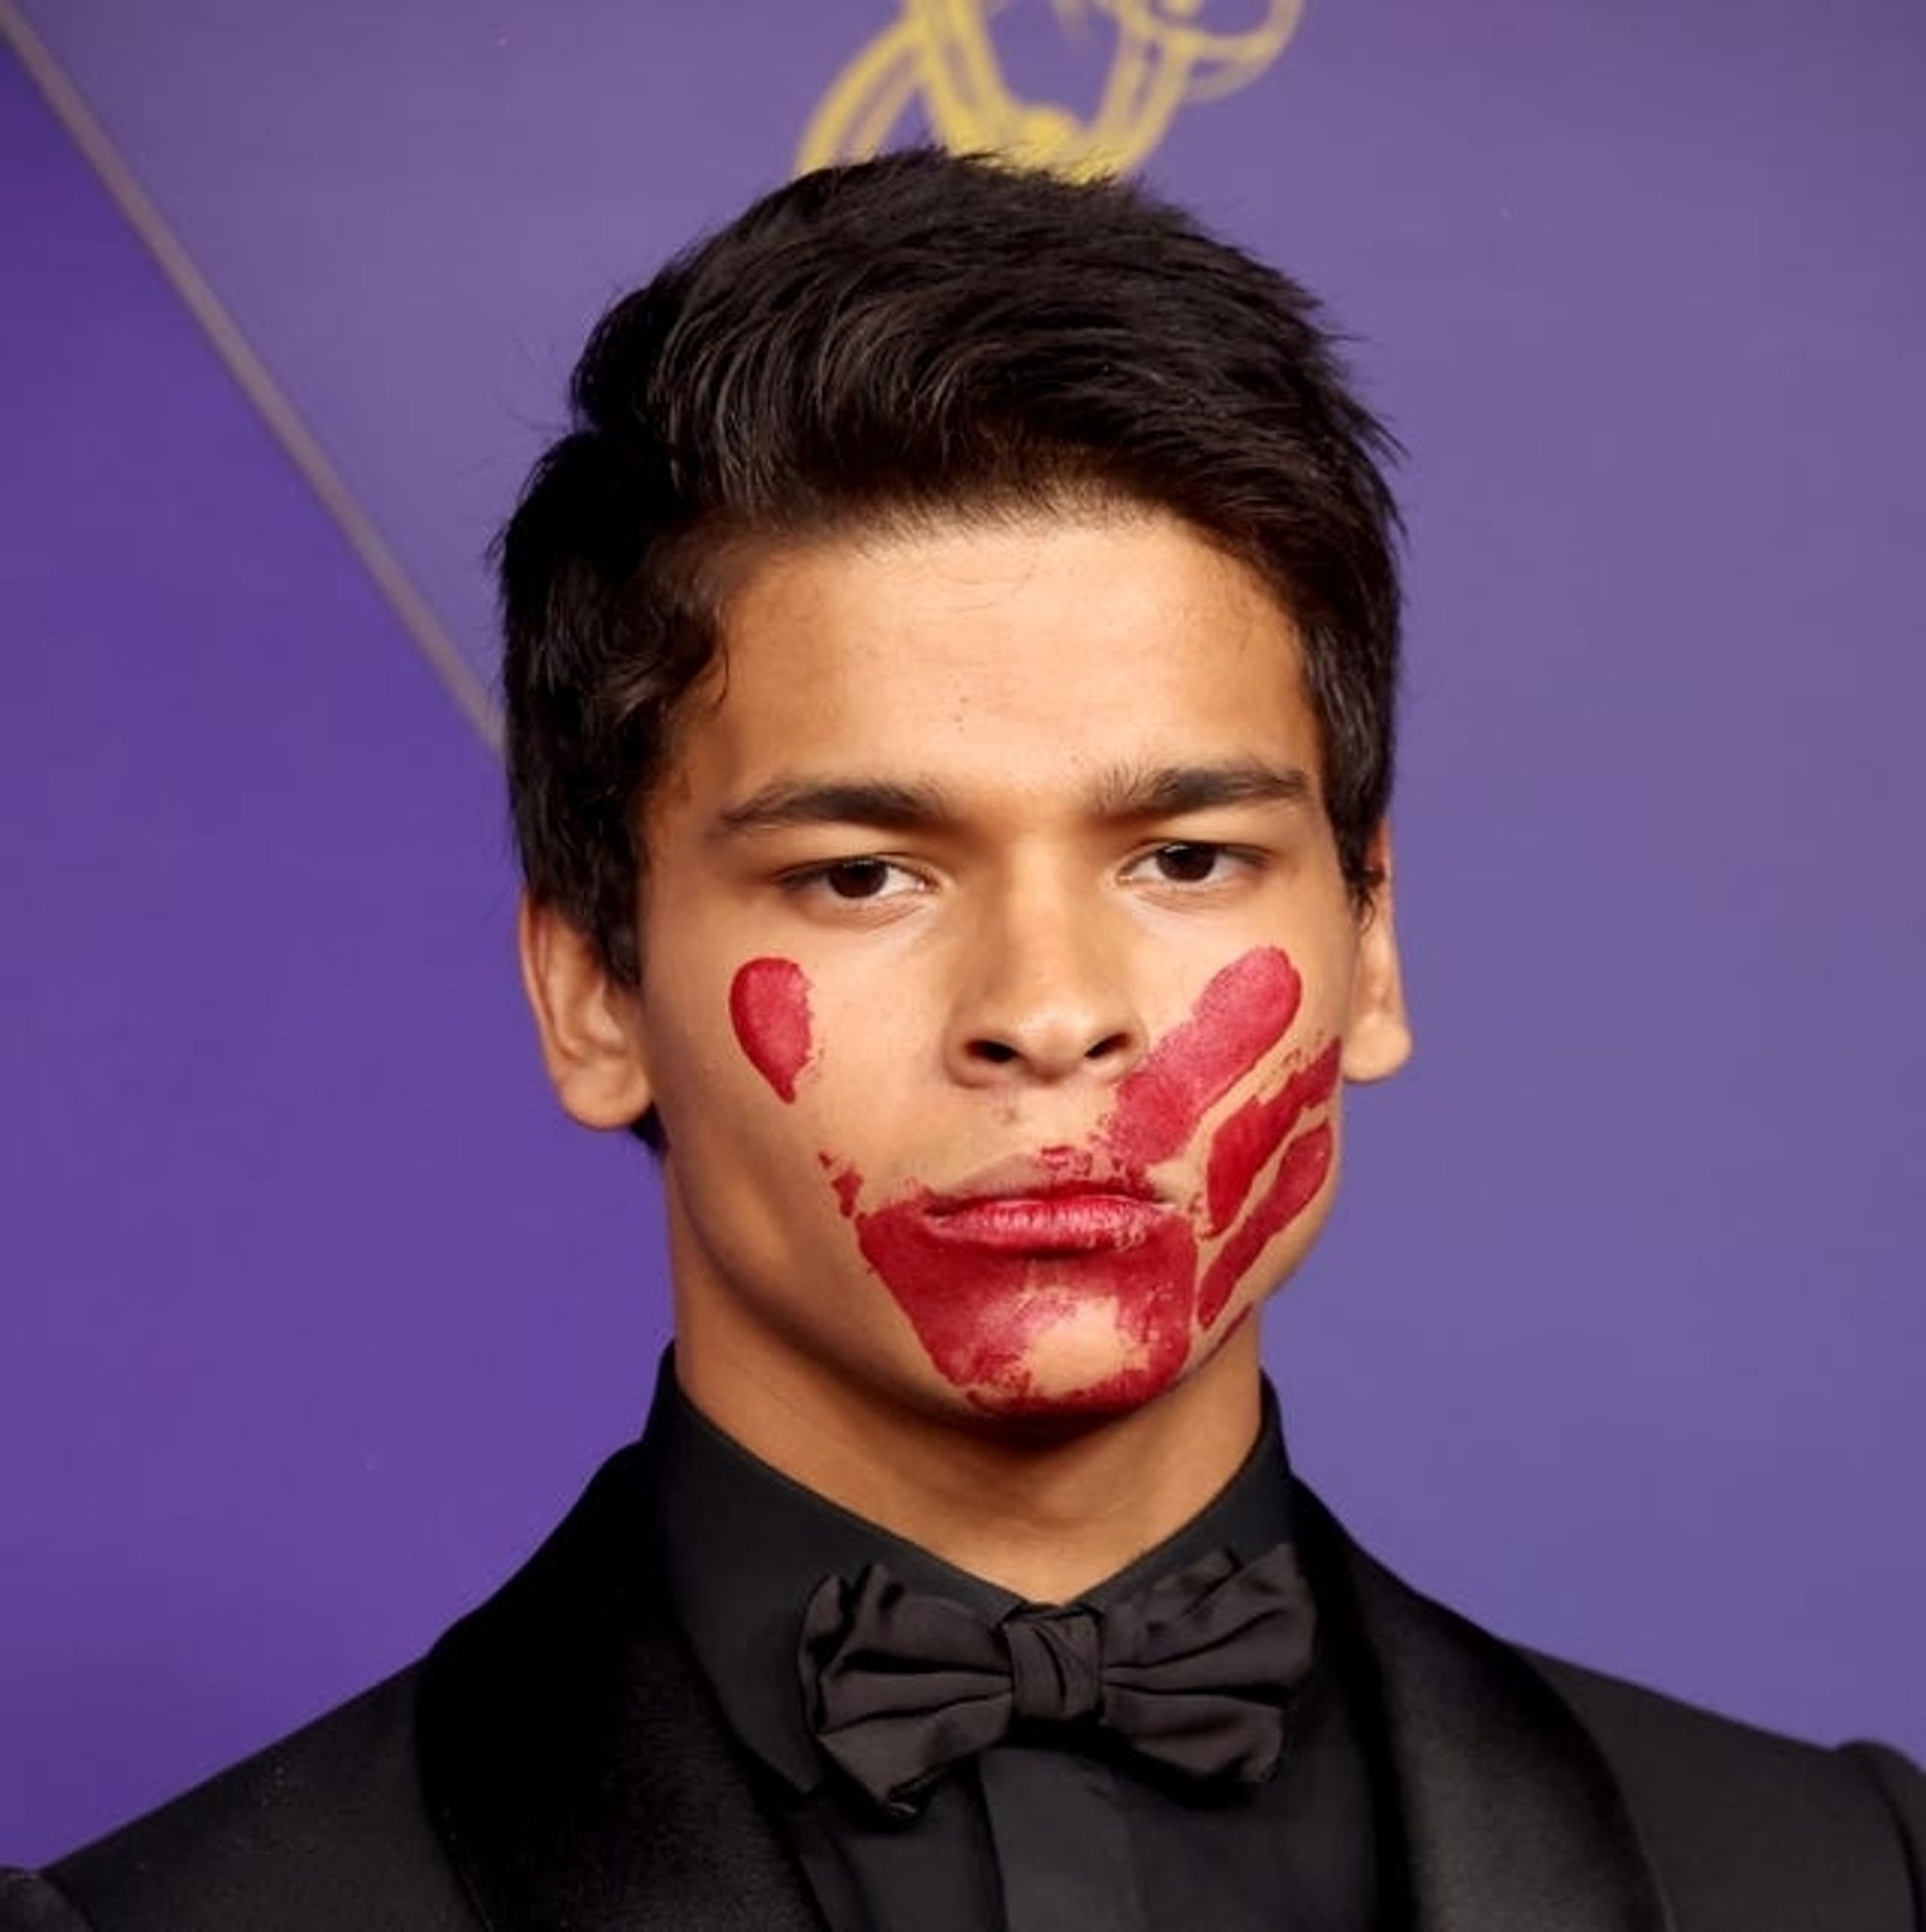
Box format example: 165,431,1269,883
5,1443,1921,1931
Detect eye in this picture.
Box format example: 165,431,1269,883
818,858,896,899
781,856,929,905
1135,842,1235,885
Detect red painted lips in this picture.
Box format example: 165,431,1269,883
918,1190,1178,1254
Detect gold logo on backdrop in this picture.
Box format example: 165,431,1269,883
798,0,1303,180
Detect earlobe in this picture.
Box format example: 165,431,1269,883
516,895,656,1129
1341,827,1413,1085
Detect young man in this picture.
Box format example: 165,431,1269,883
5,151,1920,1931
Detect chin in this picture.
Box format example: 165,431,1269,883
951,1303,1198,1422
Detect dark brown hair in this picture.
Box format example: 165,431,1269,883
499,149,1402,988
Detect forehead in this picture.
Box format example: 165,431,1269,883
666,507,1321,811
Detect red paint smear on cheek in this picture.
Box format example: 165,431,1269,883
1101,948,1302,1168
818,1156,863,1220
1204,1040,1342,1235
1197,1122,1334,1329
852,1199,1199,1414
728,957,814,1101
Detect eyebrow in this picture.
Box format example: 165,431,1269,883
713,778,956,839
710,759,1315,842
1088,760,1317,820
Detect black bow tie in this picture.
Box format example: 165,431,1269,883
797,1543,1317,1818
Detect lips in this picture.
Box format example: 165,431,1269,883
917,1156,1174,1255
921,1193,1175,1254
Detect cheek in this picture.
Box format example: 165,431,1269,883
1098,946,1304,1169
727,957,816,1102
1204,1040,1343,1236
1196,1110,1337,1328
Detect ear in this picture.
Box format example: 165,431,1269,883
517,895,655,1129
1341,824,1413,1085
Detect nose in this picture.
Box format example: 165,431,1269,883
944,883,1147,1088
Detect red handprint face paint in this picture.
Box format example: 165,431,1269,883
729,957,815,1101
830,946,1341,1412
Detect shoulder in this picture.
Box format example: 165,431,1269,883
1295,1479,1923,1930
1526,1650,1925,1930
0,1870,89,1932
3,1670,477,1932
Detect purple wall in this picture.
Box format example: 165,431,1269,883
4,1,1922,1859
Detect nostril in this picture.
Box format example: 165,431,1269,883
970,1039,1022,1065
1084,1032,1132,1062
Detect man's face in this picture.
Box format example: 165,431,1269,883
529,506,1407,1429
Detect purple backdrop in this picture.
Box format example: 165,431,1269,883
4,0,1922,1860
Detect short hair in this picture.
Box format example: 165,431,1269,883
500,148,1402,990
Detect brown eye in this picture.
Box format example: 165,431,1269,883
822,859,893,898
1150,843,1223,884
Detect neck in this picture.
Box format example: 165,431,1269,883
671,1317,1266,1604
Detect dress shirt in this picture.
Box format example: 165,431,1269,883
637,1356,1402,1932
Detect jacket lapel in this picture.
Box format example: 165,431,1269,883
415,1445,826,1932
1297,1486,1676,1932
